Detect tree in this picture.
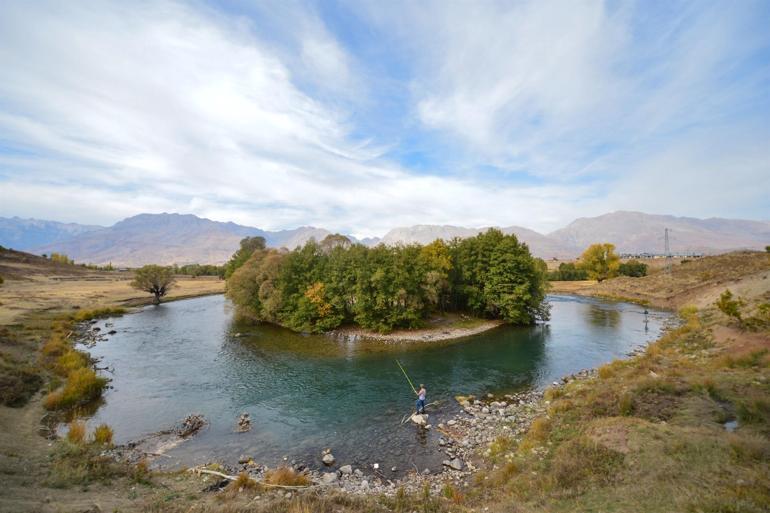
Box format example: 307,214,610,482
618,259,648,277
131,265,176,305
578,243,620,282
224,236,267,278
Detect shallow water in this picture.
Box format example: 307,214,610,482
81,294,670,473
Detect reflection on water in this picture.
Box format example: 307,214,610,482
81,294,670,473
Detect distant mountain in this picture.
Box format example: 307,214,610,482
31,213,332,266
548,211,770,255
379,224,575,258
6,210,768,267
0,217,103,250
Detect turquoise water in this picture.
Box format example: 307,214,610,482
82,294,670,473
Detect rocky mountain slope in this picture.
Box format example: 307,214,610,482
0,217,103,250
3,211,767,266
548,211,770,255
31,214,331,266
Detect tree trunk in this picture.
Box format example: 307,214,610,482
153,292,161,305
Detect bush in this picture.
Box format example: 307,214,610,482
618,260,648,277
547,262,589,281
44,367,108,410
715,289,744,322
71,307,126,322
66,420,87,445
92,424,113,446
264,467,311,487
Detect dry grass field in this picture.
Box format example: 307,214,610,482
0,248,224,326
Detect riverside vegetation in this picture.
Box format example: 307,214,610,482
226,229,550,333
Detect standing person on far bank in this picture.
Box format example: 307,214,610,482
416,384,426,414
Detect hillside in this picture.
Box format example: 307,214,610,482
549,211,770,255
0,217,103,250
2,211,768,266
31,214,331,266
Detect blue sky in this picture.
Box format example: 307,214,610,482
0,0,768,237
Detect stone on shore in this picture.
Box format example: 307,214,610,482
339,464,353,475
442,458,464,471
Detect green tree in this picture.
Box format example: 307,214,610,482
618,259,648,277
130,265,176,305
224,236,266,278
578,243,620,282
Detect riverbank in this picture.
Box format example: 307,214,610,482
328,314,504,343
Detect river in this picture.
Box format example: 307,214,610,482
79,294,671,474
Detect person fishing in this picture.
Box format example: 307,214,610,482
396,360,428,415
416,384,427,414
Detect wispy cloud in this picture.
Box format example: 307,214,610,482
0,0,768,235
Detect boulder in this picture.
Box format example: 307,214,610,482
339,464,353,475
442,458,464,471
238,454,251,464
410,413,427,426
322,453,336,465
320,472,338,484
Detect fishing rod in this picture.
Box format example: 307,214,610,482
395,359,417,396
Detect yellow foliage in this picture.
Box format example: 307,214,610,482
92,424,114,445
66,420,87,444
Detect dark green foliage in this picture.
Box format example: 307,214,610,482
226,229,549,333
173,263,224,278
547,262,589,281
224,236,267,278
618,259,648,277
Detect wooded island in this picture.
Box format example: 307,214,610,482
225,228,550,333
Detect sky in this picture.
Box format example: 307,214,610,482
0,0,768,238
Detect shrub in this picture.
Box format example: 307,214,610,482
71,307,126,322
66,420,87,445
715,289,745,322
224,471,258,495
737,398,770,425
44,368,108,410
618,260,648,277
92,424,114,446
264,467,311,487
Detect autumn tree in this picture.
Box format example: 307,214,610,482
131,265,176,305
224,236,267,278
578,243,620,282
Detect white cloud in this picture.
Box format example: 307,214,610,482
0,0,767,236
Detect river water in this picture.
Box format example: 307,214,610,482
80,294,670,473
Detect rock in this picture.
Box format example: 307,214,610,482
442,458,464,471
481,407,490,414
438,437,447,446
107,330,117,335
354,469,364,477
360,479,370,490
236,413,251,433
410,413,427,426
391,466,397,472
238,454,251,464
322,453,336,465
447,419,457,426
320,472,338,484
373,463,380,470
340,464,353,475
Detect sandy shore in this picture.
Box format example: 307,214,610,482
329,317,505,343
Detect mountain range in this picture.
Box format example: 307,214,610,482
0,211,767,266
